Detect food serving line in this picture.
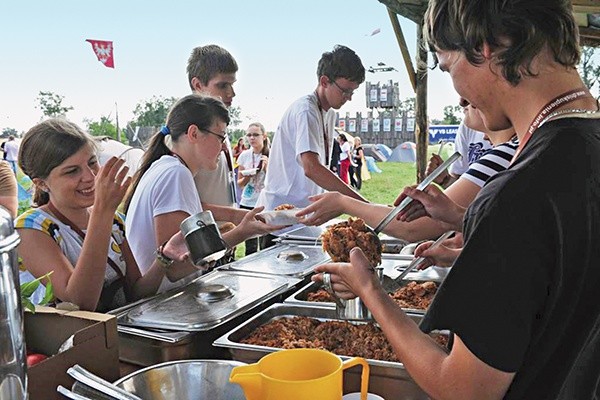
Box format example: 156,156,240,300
101,220,450,399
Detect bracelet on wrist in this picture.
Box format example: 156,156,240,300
155,241,175,269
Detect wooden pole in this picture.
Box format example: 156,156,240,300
387,8,417,93
415,23,428,183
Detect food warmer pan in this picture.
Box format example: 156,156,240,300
213,303,439,400
110,269,301,365
220,243,330,278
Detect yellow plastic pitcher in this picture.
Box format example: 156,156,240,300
229,348,370,400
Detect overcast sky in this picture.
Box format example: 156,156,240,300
0,0,459,134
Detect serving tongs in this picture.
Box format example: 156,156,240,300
384,230,454,292
66,364,142,400
373,151,461,234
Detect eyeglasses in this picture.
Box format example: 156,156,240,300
330,79,355,97
202,128,228,143
246,133,261,137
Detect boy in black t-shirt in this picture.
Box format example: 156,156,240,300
313,1,600,399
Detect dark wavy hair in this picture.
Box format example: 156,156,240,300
123,94,230,213
423,0,580,85
317,45,365,84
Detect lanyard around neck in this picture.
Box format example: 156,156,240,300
315,91,330,166
511,88,589,162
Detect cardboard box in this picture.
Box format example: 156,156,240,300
24,306,119,400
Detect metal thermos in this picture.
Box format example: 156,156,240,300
180,211,227,266
0,206,26,399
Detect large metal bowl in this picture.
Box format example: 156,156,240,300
113,359,247,400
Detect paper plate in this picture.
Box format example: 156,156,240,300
240,168,258,177
257,209,303,226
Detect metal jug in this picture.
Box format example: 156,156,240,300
325,267,384,321
0,206,26,399
180,211,227,266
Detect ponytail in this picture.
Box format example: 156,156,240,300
123,132,171,213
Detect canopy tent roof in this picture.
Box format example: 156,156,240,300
378,0,600,47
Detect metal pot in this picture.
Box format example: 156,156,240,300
0,206,25,400
113,359,247,399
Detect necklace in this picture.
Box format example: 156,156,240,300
539,106,600,128
512,88,592,162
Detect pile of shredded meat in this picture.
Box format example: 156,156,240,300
274,204,296,211
321,217,382,267
241,316,448,361
389,281,438,310
306,281,438,310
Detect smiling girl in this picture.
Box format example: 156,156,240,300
16,119,188,312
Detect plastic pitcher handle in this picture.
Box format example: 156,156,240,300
342,357,370,400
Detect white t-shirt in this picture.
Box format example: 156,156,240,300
448,122,492,177
4,140,19,162
237,149,266,208
340,141,351,161
126,155,202,279
257,92,336,210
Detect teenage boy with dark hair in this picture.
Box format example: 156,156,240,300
314,1,600,398
186,45,246,227
258,45,367,223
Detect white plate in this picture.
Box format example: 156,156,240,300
240,168,258,177
257,209,304,226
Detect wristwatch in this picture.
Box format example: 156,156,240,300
156,242,175,269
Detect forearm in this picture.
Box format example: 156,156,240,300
65,210,115,310
361,286,460,399
201,202,247,225
222,226,249,249
305,163,366,202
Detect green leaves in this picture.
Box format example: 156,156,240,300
20,271,54,313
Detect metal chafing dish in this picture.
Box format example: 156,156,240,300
220,243,330,278
213,303,435,400
110,269,301,366
277,220,409,254
285,255,449,314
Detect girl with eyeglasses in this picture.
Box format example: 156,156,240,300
123,95,281,292
237,122,270,255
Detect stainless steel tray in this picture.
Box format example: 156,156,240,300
284,280,437,315
220,243,330,277
213,303,431,400
114,269,299,331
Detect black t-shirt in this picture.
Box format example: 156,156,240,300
421,117,600,399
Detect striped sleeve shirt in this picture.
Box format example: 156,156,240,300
461,138,519,188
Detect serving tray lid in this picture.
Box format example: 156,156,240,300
220,243,330,277
116,270,296,331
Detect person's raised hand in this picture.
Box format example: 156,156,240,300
240,206,288,237
296,192,344,226
426,154,448,185
413,239,461,269
396,185,465,231
94,157,131,213
312,247,381,299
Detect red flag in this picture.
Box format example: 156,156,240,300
86,39,114,68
